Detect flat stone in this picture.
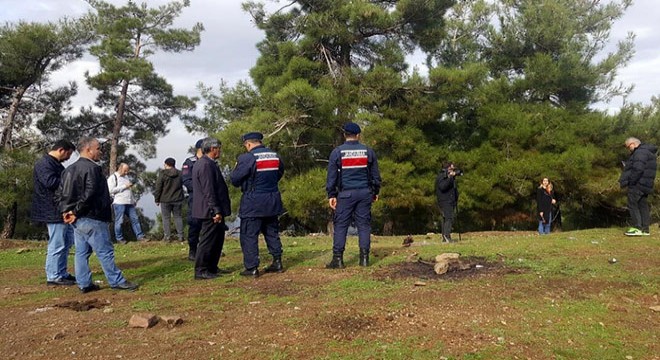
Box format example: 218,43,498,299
129,313,159,328
434,261,449,275
650,305,660,312
435,253,460,263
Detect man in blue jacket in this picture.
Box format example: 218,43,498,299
619,137,658,236
230,132,285,277
192,137,231,280
326,122,381,268
31,140,76,286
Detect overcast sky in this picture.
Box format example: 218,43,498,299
2,0,659,218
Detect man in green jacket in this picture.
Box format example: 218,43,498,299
154,158,185,241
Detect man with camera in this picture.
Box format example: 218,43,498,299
435,161,461,242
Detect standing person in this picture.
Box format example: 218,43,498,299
326,122,381,268
154,157,185,242
230,132,285,277
107,163,145,243
619,137,658,236
536,178,556,235
31,139,77,286
57,137,138,293
181,139,204,260
435,161,460,242
191,137,231,280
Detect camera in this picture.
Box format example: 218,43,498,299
453,169,464,176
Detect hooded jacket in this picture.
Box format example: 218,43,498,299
619,143,658,194
154,167,184,203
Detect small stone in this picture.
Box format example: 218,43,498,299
413,281,427,286
16,248,30,254
128,313,159,328
625,356,633,360
103,308,114,314
649,305,660,312
385,314,394,321
405,253,419,262
434,261,449,275
52,332,65,340
609,258,617,264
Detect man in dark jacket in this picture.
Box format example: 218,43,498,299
325,122,381,268
181,139,204,260
191,137,231,280
436,161,459,242
154,157,185,242
31,139,76,286
57,137,139,293
230,132,285,277
619,137,658,236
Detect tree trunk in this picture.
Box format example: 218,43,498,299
110,79,130,173
382,220,394,236
1,201,18,239
1,86,27,150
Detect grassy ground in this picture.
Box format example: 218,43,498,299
0,229,658,360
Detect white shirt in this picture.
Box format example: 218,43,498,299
107,172,135,205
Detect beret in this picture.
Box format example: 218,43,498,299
195,138,204,149
242,132,264,142
342,122,361,135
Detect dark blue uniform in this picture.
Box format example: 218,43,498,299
230,145,285,271
326,140,381,254
181,155,201,257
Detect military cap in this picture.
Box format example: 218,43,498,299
342,122,361,135
195,138,204,149
242,132,264,142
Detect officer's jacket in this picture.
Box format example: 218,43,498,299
191,155,231,220
31,154,66,223
230,145,285,218
326,140,381,198
619,143,658,194
181,155,198,195
57,157,113,222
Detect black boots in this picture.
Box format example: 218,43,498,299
264,257,284,273
359,248,369,267
240,268,260,278
326,253,345,269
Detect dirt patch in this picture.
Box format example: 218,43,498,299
322,312,379,340
373,257,525,281
54,298,110,312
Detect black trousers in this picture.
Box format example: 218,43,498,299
194,219,225,274
439,202,455,240
628,188,650,232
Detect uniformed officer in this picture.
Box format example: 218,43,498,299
230,132,285,277
326,122,381,268
181,139,204,261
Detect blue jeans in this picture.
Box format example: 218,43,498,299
332,188,373,254
113,204,144,241
45,223,74,281
538,213,552,235
72,217,126,288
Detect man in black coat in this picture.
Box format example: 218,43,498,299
191,137,231,279
154,157,185,242
57,137,139,293
619,137,658,236
181,139,204,260
31,139,76,286
435,161,459,242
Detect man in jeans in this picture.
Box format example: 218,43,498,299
619,137,658,236
31,139,77,286
57,137,138,293
107,163,145,243
154,157,185,241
